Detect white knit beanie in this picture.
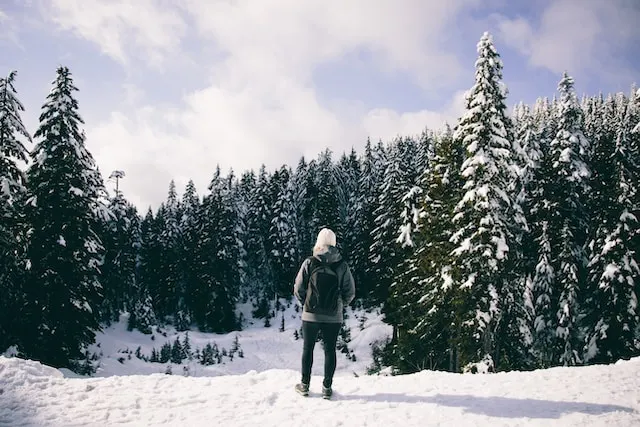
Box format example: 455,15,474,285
314,228,336,252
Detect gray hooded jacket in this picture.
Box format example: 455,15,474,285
293,246,356,323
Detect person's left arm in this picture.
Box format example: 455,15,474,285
293,258,311,305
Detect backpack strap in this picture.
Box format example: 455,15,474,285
308,256,342,273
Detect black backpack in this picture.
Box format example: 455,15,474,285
304,257,343,315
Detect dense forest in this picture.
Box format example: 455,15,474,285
1,33,638,374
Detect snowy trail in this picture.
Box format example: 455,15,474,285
1,356,639,427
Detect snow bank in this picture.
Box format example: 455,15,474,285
1,356,639,426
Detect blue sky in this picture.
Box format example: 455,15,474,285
1,0,639,210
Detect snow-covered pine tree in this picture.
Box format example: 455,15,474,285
157,180,183,325
100,187,139,324
337,148,362,272
387,125,465,373
0,70,31,352
353,139,386,303
624,87,640,274
131,208,160,333
193,166,240,332
513,103,538,311
246,165,275,315
448,32,526,371
368,137,418,309
0,71,30,203
415,129,435,182
290,158,313,261
549,72,591,366
235,169,256,301
179,179,200,328
22,67,110,369
526,97,559,367
583,90,640,363
313,149,343,236
268,165,299,297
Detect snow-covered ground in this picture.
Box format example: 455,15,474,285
2,354,639,426
2,303,640,426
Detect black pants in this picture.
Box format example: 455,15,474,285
301,321,341,388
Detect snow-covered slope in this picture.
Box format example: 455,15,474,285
87,303,391,378
2,355,639,426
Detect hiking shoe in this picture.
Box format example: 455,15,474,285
295,383,309,396
322,386,332,399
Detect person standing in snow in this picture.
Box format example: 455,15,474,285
293,228,356,399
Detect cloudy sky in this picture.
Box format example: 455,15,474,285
1,0,639,211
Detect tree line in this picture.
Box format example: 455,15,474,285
1,32,638,373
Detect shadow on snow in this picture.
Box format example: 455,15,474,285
334,393,636,419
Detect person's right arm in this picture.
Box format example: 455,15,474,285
341,264,356,306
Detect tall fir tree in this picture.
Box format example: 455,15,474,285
548,73,591,366
129,208,158,333
369,137,418,308
157,180,183,325
0,71,31,352
448,32,526,370
235,169,257,301
337,148,362,269
583,90,640,363
268,165,299,297
245,165,275,315
313,149,343,236
386,126,465,372
193,167,240,332
528,97,559,366
180,179,200,327
354,139,384,303
21,67,110,368
291,158,314,260
100,187,139,324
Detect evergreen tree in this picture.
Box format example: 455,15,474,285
179,179,200,328
448,32,526,370
193,167,240,332
235,170,256,301
245,165,274,314
338,148,362,272
170,337,184,364
387,126,465,372
290,158,313,260
157,180,182,324
549,73,591,366
353,139,385,303
100,186,139,324
369,137,418,307
528,97,558,366
21,67,110,369
0,71,31,352
313,149,343,236
182,332,192,360
130,208,159,333
141,207,164,321
268,165,299,297
583,90,640,363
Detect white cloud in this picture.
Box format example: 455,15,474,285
38,0,486,209
0,7,18,45
495,0,640,77
89,86,466,210
363,90,467,143
42,0,187,67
